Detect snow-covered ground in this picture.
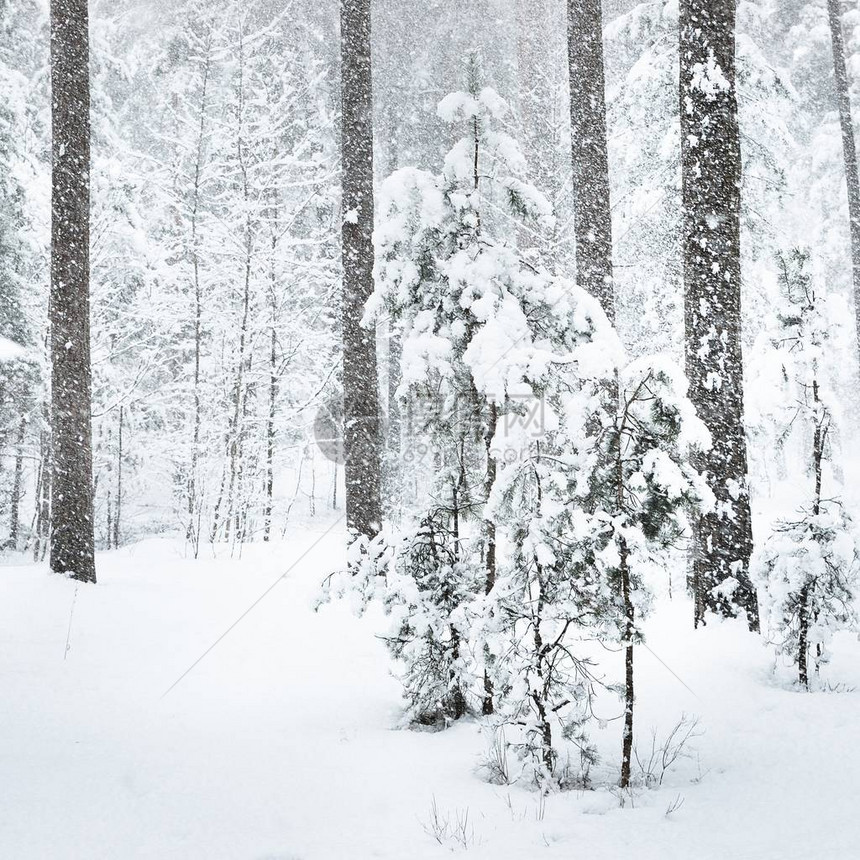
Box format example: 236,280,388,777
2,515,859,859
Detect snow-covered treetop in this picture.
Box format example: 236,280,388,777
369,78,621,411
751,249,849,430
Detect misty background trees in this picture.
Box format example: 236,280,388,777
1,0,860,781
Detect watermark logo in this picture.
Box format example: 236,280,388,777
312,392,549,466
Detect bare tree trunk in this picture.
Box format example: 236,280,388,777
381,109,402,520
679,0,758,631
223,22,253,549
800,373,827,685
448,454,467,721
6,418,26,550
619,539,634,787
186,28,212,556
385,320,402,517
114,405,123,549
50,0,95,583
33,404,51,562
567,0,615,322
263,185,281,542
827,0,860,353
482,402,497,716
341,0,382,538
613,411,634,788
797,583,810,688
264,324,277,541
531,609,554,776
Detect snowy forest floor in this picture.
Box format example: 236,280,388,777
2,514,860,859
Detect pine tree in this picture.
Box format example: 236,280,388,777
753,250,859,687
679,0,758,629
483,290,621,785
333,79,560,727
49,0,96,582
580,358,711,786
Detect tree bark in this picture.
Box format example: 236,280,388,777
50,0,95,583
341,0,382,538
827,0,860,354
679,0,758,630
567,0,615,323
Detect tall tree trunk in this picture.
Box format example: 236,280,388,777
827,0,860,353
341,0,382,539
679,0,757,631
50,0,95,583
567,0,615,322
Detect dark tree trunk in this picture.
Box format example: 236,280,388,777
448,461,467,720
620,540,634,789
341,0,381,538
800,373,826,685
49,0,95,583
797,583,810,688
567,0,615,323
679,0,757,631
482,402,497,716
827,0,860,353
531,618,554,776
613,416,634,788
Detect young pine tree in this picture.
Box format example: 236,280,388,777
753,250,859,688
582,358,712,787
332,74,568,727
